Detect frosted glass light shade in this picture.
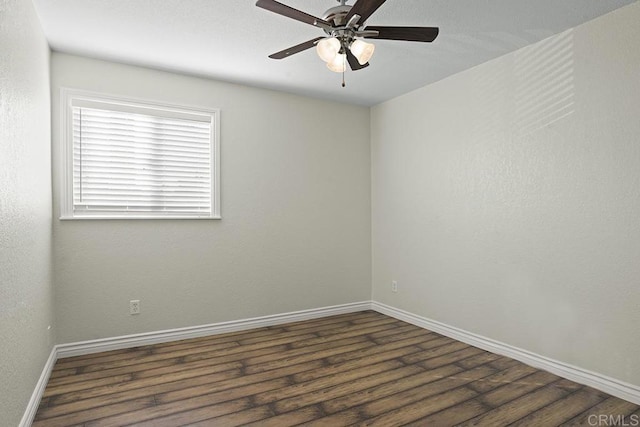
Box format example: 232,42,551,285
327,53,346,72
316,37,340,63
350,39,375,65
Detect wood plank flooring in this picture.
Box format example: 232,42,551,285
34,311,638,426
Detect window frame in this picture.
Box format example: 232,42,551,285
59,88,221,220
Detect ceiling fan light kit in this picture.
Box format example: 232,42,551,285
350,39,375,65
327,52,347,73
316,37,341,63
317,37,374,71
256,0,439,84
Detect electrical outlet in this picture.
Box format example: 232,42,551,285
391,281,398,293
130,299,140,315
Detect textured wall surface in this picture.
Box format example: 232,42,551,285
51,53,371,343
0,0,54,424
372,2,640,386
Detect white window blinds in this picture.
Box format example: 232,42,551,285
61,90,220,219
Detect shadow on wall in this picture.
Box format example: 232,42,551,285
514,29,575,138
472,29,575,142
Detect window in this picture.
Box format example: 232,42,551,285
60,89,220,219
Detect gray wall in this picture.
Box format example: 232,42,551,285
371,2,640,386
51,53,372,343
0,0,54,424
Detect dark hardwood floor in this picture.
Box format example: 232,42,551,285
34,311,638,426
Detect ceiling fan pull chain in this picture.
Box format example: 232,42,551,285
342,55,346,87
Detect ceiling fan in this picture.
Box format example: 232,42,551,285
256,0,439,80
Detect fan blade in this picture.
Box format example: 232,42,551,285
268,37,324,59
256,0,331,29
345,0,387,26
364,26,439,42
346,49,369,71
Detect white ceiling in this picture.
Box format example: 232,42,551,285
32,0,637,106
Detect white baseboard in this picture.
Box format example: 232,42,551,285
19,346,57,427
56,301,371,359
371,301,640,405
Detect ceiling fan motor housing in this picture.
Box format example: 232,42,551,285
321,5,351,28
